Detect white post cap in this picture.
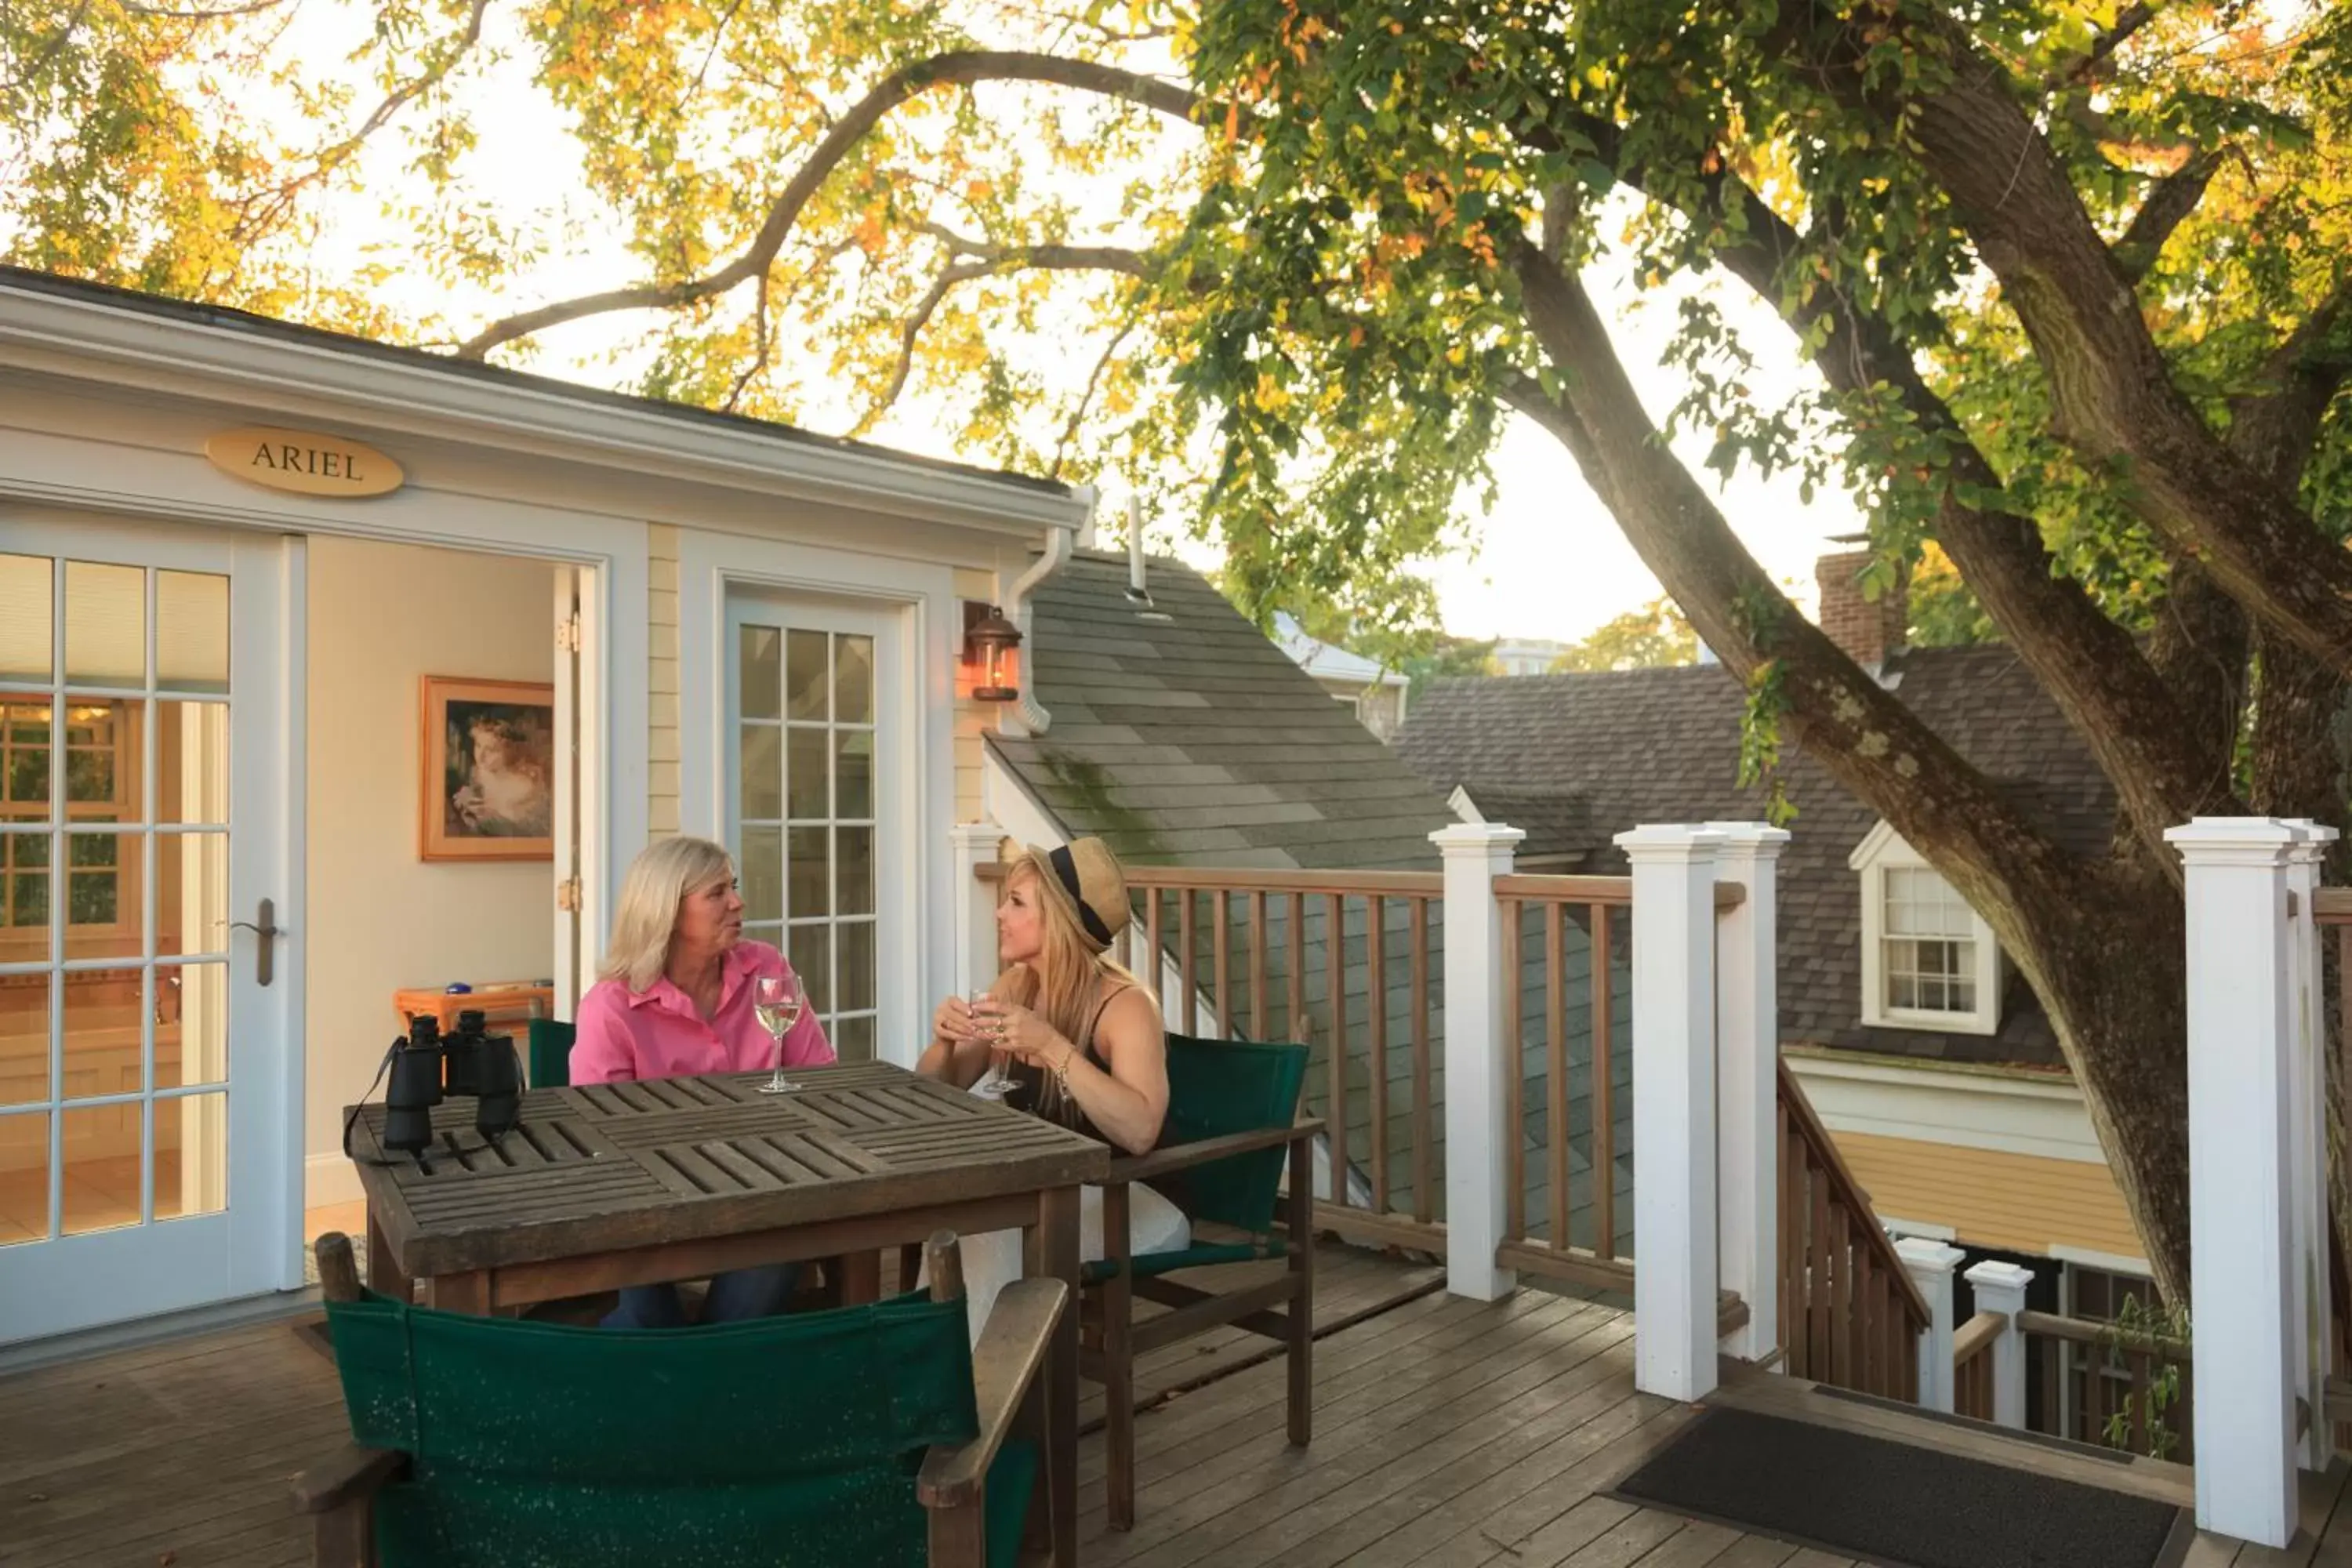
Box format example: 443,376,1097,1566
1895,1237,1965,1276
1703,821,1792,859
1430,822,1526,854
1614,823,1727,860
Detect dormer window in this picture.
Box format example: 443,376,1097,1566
1849,822,2002,1035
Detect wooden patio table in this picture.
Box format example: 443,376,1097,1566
343,1058,1107,1567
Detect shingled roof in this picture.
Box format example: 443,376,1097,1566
988,550,1457,869
1395,644,2117,1069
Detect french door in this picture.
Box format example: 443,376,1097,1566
722,594,909,1063
0,514,292,1345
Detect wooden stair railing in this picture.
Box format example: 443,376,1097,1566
1777,1060,1932,1401
1953,1311,2002,1421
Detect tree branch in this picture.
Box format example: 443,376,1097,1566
1547,118,2245,852
1831,13,2352,675
854,242,1152,436
456,49,1201,360
1052,314,1140,479
234,0,489,243
1504,238,2073,904
2059,2,2162,88
2112,150,2223,282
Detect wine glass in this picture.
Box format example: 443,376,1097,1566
754,973,804,1095
968,989,1013,1099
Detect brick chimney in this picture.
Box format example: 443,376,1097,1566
1815,543,1907,668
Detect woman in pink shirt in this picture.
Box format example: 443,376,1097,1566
572,835,833,1327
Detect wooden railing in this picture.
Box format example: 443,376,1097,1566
1778,1059,1931,1401
2020,1309,2194,1461
1493,874,1636,1293
1018,862,1454,1257
1953,1310,2002,1421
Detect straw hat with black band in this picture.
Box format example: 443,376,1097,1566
1001,835,1130,951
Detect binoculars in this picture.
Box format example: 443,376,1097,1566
382,1009,524,1154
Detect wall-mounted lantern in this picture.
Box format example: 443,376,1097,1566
963,602,1022,703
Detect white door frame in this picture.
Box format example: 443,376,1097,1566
677,530,959,1069
0,472,646,1308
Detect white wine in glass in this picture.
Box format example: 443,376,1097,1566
754,974,804,1094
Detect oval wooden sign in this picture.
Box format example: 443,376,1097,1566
205,426,403,499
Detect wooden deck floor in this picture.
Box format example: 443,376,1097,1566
9,1240,2350,1568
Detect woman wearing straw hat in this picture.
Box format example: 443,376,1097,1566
917,836,1189,1331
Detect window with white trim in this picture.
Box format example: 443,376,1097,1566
1849,822,2002,1034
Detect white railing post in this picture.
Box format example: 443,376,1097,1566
2167,816,2299,1549
1897,1238,1964,1412
2283,818,2337,1475
1965,1260,2034,1429
949,822,1002,999
1432,821,1524,1303
1617,823,1724,1401
1707,821,1789,1365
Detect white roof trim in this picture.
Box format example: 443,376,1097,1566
1848,817,1906,871
0,279,1090,538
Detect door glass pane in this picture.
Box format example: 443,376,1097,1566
788,826,829,917
154,1091,227,1221
3,701,50,811
834,1014,874,1062
0,1111,47,1245
64,700,133,816
157,702,230,826
839,920,876,1013
0,973,48,1108
787,925,831,1016
159,832,228,958
786,729,826,820
159,963,229,1088
741,826,782,922
739,626,781,720
835,731,873,820
834,635,873,724
0,555,51,684
64,968,146,1101
739,725,781,820
64,829,141,961
2,831,52,960
156,572,229,693
64,562,144,687
61,1101,142,1236
837,826,873,916
785,631,828,721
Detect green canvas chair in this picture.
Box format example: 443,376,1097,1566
1083,1033,1320,1530
294,1230,1063,1568
525,1017,574,1089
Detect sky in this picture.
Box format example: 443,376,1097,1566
256,4,1859,647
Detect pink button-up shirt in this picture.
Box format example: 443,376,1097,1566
569,940,834,1086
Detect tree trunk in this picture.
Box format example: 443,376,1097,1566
1979,863,2194,1308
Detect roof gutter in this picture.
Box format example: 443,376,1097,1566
1003,488,1090,735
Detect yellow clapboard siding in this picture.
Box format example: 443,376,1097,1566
1831,1128,2144,1262
645,525,683,841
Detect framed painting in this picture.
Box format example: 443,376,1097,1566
419,676,556,862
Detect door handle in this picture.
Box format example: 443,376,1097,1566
229,898,283,987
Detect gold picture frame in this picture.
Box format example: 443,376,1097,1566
419,676,556,862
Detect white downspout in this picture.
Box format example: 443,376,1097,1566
1003,487,1088,736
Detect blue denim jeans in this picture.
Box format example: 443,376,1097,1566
601,1262,800,1329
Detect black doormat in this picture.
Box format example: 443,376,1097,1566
1610,1406,2183,1568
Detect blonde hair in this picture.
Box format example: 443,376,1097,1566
998,850,1152,1104
598,835,735,993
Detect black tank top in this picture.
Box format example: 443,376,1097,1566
1004,981,1128,1145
